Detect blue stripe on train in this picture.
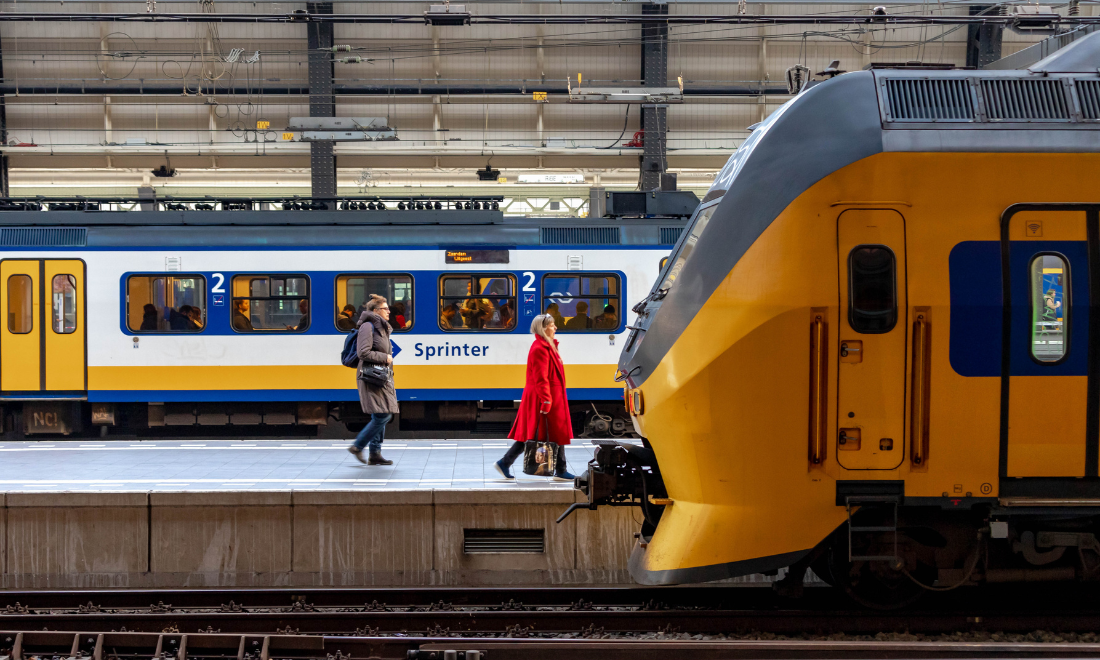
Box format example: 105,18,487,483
87,387,623,403
949,240,1090,378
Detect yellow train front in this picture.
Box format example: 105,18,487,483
573,37,1100,606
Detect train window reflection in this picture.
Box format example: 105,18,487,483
439,274,517,331
660,203,717,292
848,245,897,334
51,274,77,334
231,275,309,332
336,274,413,332
1031,253,1069,363
127,275,206,333
542,274,621,332
7,275,32,334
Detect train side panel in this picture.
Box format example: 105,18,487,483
630,151,1099,582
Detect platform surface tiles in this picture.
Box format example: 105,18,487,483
0,439,613,492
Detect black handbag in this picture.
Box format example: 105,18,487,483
359,363,391,387
522,416,557,477
357,322,392,387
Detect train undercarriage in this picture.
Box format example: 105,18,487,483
0,400,635,440
568,442,1100,609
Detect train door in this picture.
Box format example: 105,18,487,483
836,209,907,470
0,259,86,393
1003,209,1091,478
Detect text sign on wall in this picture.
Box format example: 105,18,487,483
445,249,510,264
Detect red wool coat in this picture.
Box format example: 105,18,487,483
508,338,573,445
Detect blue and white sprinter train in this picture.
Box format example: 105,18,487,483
0,203,686,437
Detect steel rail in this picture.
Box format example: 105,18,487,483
0,11,1097,24
3,586,1100,636
5,632,1100,660
5,608,1100,636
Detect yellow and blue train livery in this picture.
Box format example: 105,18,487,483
570,36,1100,606
0,209,683,437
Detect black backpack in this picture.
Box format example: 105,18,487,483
340,326,361,368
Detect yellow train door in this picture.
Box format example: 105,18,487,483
0,259,86,393
836,209,908,470
1003,209,1090,478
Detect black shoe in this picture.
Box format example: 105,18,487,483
368,449,393,466
348,446,367,464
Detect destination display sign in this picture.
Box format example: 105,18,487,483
445,249,510,264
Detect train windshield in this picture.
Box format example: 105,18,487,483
656,98,795,295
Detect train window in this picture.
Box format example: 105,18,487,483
848,245,897,334
439,274,517,331
127,275,206,333
51,274,77,334
7,275,32,334
1030,253,1069,363
659,203,717,292
231,275,309,332
336,274,413,332
542,273,621,332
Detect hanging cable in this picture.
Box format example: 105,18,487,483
599,105,631,150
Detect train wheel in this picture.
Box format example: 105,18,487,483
823,527,929,610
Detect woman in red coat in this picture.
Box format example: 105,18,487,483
494,314,575,480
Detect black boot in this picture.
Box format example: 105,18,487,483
368,448,393,465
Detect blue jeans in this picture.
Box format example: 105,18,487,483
353,413,392,452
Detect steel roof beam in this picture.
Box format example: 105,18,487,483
0,83,790,95
0,12,1097,24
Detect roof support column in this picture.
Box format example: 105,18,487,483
308,2,336,203
966,5,1004,68
0,30,8,197
640,2,668,192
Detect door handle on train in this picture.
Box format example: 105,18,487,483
840,340,863,363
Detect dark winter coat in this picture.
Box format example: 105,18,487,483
356,311,400,414
508,337,572,445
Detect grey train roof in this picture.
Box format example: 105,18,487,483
1030,29,1100,73
619,51,1100,386
0,213,686,248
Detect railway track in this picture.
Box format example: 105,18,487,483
4,631,1100,660
1,586,1099,637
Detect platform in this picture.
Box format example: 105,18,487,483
0,439,645,590
0,439,607,491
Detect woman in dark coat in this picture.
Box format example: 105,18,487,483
347,295,400,465
494,313,575,480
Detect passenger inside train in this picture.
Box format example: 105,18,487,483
594,305,617,329
439,275,517,331
337,304,357,331
564,301,592,330
542,275,620,332
127,275,207,333
440,303,461,329
232,300,253,331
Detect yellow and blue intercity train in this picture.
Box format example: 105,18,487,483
0,204,683,438
574,35,1100,606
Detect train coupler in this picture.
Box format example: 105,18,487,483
555,440,667,527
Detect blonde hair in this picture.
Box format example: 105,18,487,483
365,294,388,312
530,314,559,353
